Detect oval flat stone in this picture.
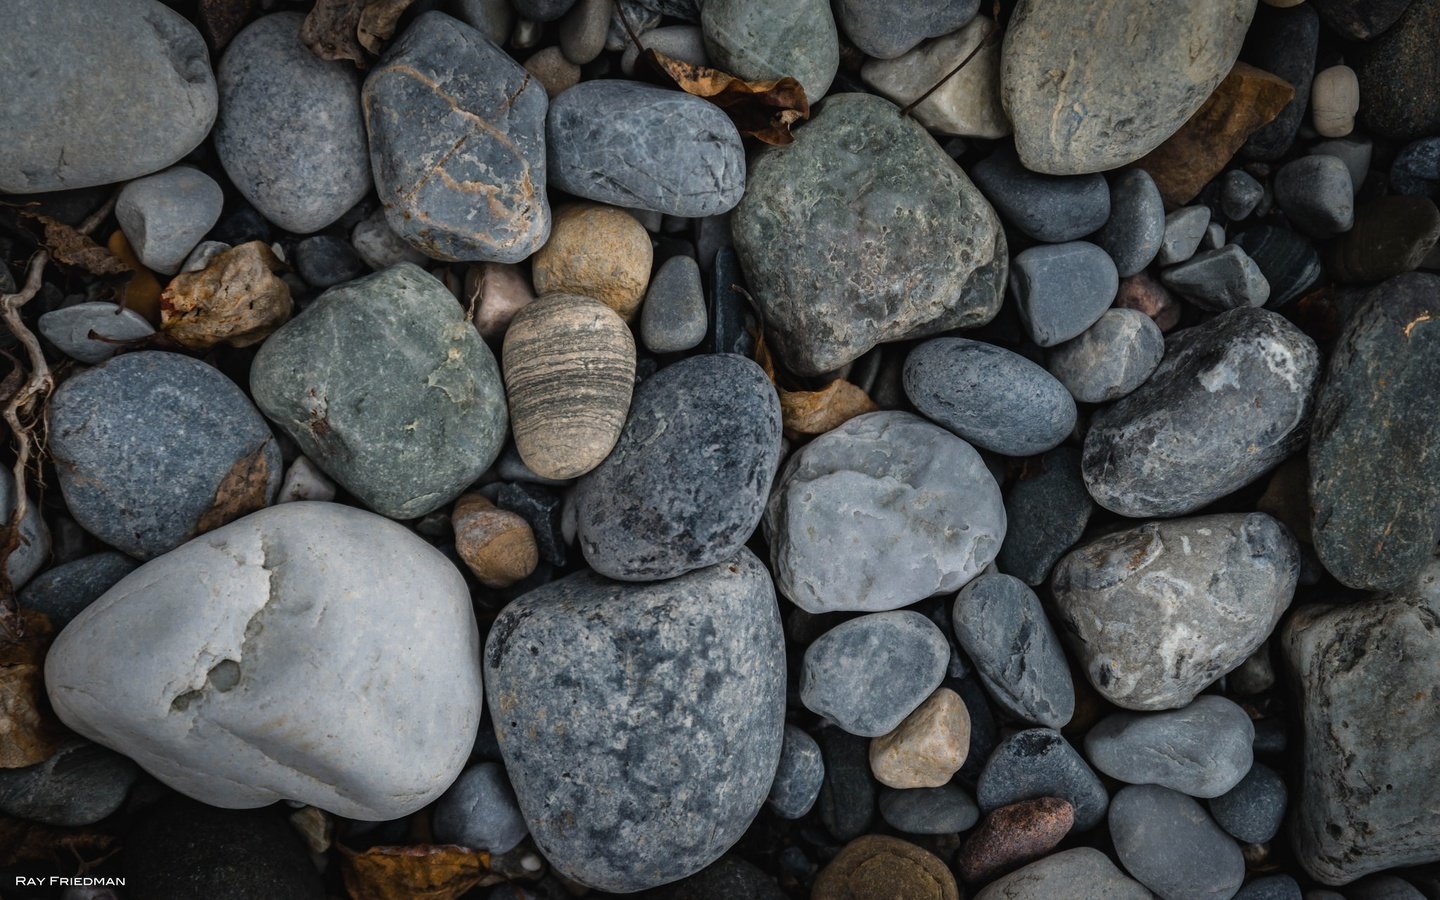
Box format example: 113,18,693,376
973,848,1151,900
1010,242,1118,348
835,0,978,59
976,729,1109,832
1085,695,1255,798
1096,169,1165,277
800,611,950,738
769,725,824,819
701,0,839,100
1208,762,1287,844
1231,225,1321,308
971,147,1110,243
1109,784,1245,900
38,301,155,365
484,550,785,893
879,785,980,834
18,552,138,627
0,740,138,827
953,574,1074,729
1046,308,1165,404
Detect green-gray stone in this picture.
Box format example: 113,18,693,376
250,264,507,519
701,0,838,101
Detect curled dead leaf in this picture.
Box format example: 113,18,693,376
643,50,809,145
195,444,274,536
339,844,495,900
301,0,417,67
160,241,292,350
19,213,130,277
0,816,119,869
0,609,68,769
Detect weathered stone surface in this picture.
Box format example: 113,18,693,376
1209,761,1287,844
364,12,550,263
116,166,226,274
0,740,138,827
765,411,1005,614
1051,513,1299,711
953,574,1073,729
973,848,1151,900
1085,695,1254,798
37,301,156,366
484,550,785,893
976,729,1109,831
1354,0,1440,141
701,0,839,100
1000,0,1258,175
46,502,482,819
860,17,1008,139
957,797,1074,884
813,835,959,900
531,202,652,320
1109,784,1245,900
733,93,1006,376
836,0,978,59
996,447,1093,587
1096,169,1165,277
1047,308,1165,404
869,687,970,788
800,611,950,738
1082,307,1320,517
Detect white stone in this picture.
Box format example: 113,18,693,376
861,17,1009,139
38,302,155,365
1312,65,1359,138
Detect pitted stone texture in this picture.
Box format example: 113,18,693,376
800,611,950,738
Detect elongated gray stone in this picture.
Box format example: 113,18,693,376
0,740,139,827
800,611,950,737
1096,169,1165,277
769,725,824,819
18,552,137,627
1047,308,1165,404
835,0,978,59
38,302,155,365
971,147,1110,243
1,474,49,591
1160,244,1271,312
976,728,1109,831
953,573,1073,729
1085,695,1254,798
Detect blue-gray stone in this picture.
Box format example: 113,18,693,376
1274,154,1354,240
38,302,156,365
976,728,1108,831
48,351,282,559
1311,137,1372,193
1313,0,1416,40
1047,308,1165,404
834,0,978,59
768,725,824,819
1232,225,1321,310
116,166,226,274
512,0,579,22
1221,170,1266,221
1390,137,1440,199
1240,4,1319,162
879,785,980,834
952,573,1073,729
18,553,138,628
974,848,1152,899
453,0,515,41
0,474,48,591
294,236,366,289
0,740,139,827
816,725,877,842
431,762,528,854
1010,242,1117,348
701,0,839,99
800,611,950,737
1346,876,1428,900
1235,875,1302,900
1208,762,1287,844
1095,169,1165,277
547,80,744,218
972,147,1111,243
641,255,707,354
1109,784,1244,900
1157,205,1211,267
996,446,1092,587
1084,695,1255,798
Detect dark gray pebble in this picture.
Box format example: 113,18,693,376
1221,170,1266,222
800,611,949,737
976,728,1109,831
1046,308,1165,404
1095,169,1165,277
1235,875,1302,900
769,725,824,819
641,255,707,354
1109,784,1244,900
18,553,138,627
1010,242,1118,348
879,785,980,834
972,146,1111,243
816,725,877,842
1390,137,1440,199
1161,244,1270,311
431,762,528,854
1232,225,1321,309
1208,762,1287,844
952,573,1074,729
1274,154,1354,240
996,446,1093,587
834,0,979,59
1084,695,1254,798
294,235,366,289
1240,4,1318,162
0,740,138,827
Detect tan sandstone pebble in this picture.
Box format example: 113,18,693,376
523,47,581,98
868,687,970,789
956,796,1075,884
466,261,537,340
1113,272,1181,332
452,493,539,588
813,835,960,900
159,240,292,349
531,203,653,320
1312,65,1360,138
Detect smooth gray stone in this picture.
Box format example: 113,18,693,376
573,354,780,581
996,446,1092,587
879,784,980,834
558,0,610,64
364,13,550,263
971,147,1111,243
0,740,138,827
1209,762,1287,844
800,610,949,737
904,337,1076,457
1345,876,1427,900
732,93,1007,376
1085,695,1254,798
768,725,824,819
116,167,225,274
973,848,1151,900
1274,154,1355,240
0,0,217,193
639,856,787,900
640,255,707,353
764,411,1005,614
215,13,371,233
621,24,708,74
251,264,507,520
18,552,138,628
512,0,580,21
1095,169,1165,277
431,762,528,854
452,0,515,42
1162,244,1271,311
1222,170,1266,221
182,240,230,273
976,728,1109,831
1205,222,1227,251
816,725,877,841
1236,876,1302,900
1082,307,1319,517
1047,308,1165,404
0,474,48,590
1010,241,1118,347
1157,205,1211,266
953,574,1074,729
484,550,785,893
37,302,155,366
835,0,978,59
351,206,429,270
1389,137,1440,198
1052,513,1299,711
1240,4,1319,162
293,236,366,289
1110,784,1245,900
701,0,838,99
547,80,744,217
48,351,282,559
1310,138,1372,193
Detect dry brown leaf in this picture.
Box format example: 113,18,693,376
0,816,119,869
195,444,276,535
0,609,68,768
20,213,130,276
301,0,416,66
780,379,879,438
339,844,493,900
357,0,419,54
644,50,809,145
160,241,293,350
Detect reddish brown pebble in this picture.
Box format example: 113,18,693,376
466,262,536,341
813,835,960,900
956,796,1075,884
452,493,539,588
1113,272,1181,332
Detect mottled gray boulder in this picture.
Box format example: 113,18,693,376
971,147,1111,243
976,729,1108,831
215,14,371,233
18,552,138,628
0,740,138,827
484,549,785,893
973,848,1151,900
765,411,1005,614
250,264,508,520
701,0,838,99
37,302,155,365
116,167,225,274
1,474,49,590
1082,307,1320,517
46,502,483,820
952,574,1074,729
904,337,1076,457
573,354,780,581
431,762,528,854
1109,785,1245,900
547,81,744,217
1209,762,1287,844
996,446,1093,587
1052,513,1299,711
0,0,217,193
1096,170,1166,277
364,13,550,263
879,785,980,834
733,93,1006,376
800,611,950,737
1047,308,1165,404
1010,242,1118,348
1310,274,1440,590
1281,553,1440,884
1000,0,1257,175
1085,696,1254,798
835,0,978,59
768,725,824,819
48,352,282,560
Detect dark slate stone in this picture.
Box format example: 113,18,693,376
1046,308,1165,404
706,246,753,356
1273,154,1354,240
971,146,1111,243
294,235,366,289
834,0,979,59
975,728,1109,831
48,351,282,560
573,354,780,581
364,12,550,263
879,784,980,835
0,740,138,827
641,256,707,354
953,674,998,791
996,446,1093,587
1232,225,1321,308
1355,0,1440,141
18,552,138,627
1390,137,1440,198
1010,242,1118,347
484,550,785,893
1094,169,1165,277
209,203,272,246
1208,762,1287,844
903,337,1076,457
513,0,578,19
1314,0,1416,41
800,611,950,737
1234,876,1302,900
639,856,787,900
496,483,566,567
1253,717,1288,757
816,725,877,842
1220,170,1265,222
548,80,745,217
1082,307,1320,517
1084,696,1254,798
768,725,824,819
1160,244,1271,311
1239,4,1319,161
1346,876,1429,900
952,573,1074,729
1109,785,1244,900
1310,273,1440,589
1327,196,1440,285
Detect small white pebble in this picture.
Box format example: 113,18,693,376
1312,65,1359,138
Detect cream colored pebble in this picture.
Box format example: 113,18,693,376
1312,65,1360,138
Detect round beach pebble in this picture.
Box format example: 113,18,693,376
1084,695,1255,798
38,302,156,366
813,835,959,900
868,688,971,789
972,847,1151,900
451,493,539,589
701,0,839,100
531,203,653,320
769,725,825,819
1010,242,1118,348
976,729,1109,832
116,166,225,275
640,255,707,354
952,574,1074,729
1047,308,1165,404
800,611,950,738
430,762,528,854
1109,784,1245,900
1209,762,1287,844
879,785,980,835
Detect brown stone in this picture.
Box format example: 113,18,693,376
1113,272,1181,332
868,687,970,789
1134,62,1295,206
531,203,652,320
523,47,581,99
956,797,1075,884
159,241,293,349
813,835,960,900
466,261,536,340
452,493,539,588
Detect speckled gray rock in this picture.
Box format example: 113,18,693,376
1109,784,1245,900
573,354,780,581
1236,876,1302,900
765,411,1005,614
732,93,1007,376
1232,225,1321,310
116,167,225,274
38,302,156,366
351,206,429,270
996,446,1093,587
364,13,550,263
768,725,824,819
0,0,217,193
621,25,707,75
294,236,366,289
484,549,784,893
973,848,1152,900
431,762,528,854
1010,242,1118,348
976,729,1109,831
972,147,1110,243
1161,244,1271,311
18,553,138,628
1096,169,1165,277
1047,308,1165,404
547,80,744,218
953,574,1073,729
1085,696,1254,798
904,337,1076,457
46,502,483,820
879,785,980,834
0,740,139,827
640,255,707,354
1209,762,1286,844
800,611,950,737
250,264,508,520
1052,513,1299,711
835,0,978,59
215,13,371,233
701,0,838,99
1082,307,1320,517
48,351,282,560
1281,553,1440,884
1346,877,1428,900
1274,154,1354,240
1157,206,1211,267
1222,170,1266,221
